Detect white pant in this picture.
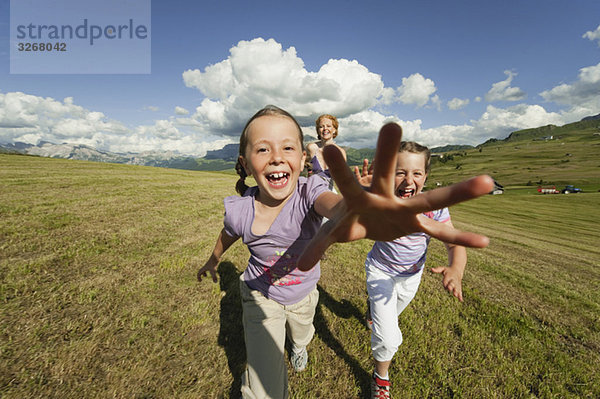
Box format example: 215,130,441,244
365,259,423,362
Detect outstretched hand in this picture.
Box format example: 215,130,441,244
297,123,494,271
354,158,373,188
431,266,464,302
197,258,219,283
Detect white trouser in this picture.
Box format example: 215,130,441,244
365,259,423,362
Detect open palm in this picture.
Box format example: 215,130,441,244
297,123,494,271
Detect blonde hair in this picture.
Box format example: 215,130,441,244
234,105,304,195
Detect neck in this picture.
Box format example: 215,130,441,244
256,189,294,209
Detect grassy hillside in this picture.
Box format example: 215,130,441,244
426,119,600,191
1,154,599,398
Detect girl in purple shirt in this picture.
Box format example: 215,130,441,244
357,142,468,399
197,105,493,399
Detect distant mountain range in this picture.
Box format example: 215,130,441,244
203,143,239,161
581,113,600,121
2,114,598,171
0,141,237,171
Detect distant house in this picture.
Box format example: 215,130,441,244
489,180,504,195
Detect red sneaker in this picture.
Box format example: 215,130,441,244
371,373,391,399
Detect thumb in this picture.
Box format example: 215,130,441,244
420,216,490,248
430,266,445,274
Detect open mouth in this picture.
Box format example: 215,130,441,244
266,172,290,188
396,188,415,199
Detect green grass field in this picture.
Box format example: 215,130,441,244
426,120,600,191
1,153,599,398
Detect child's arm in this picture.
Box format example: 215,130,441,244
314,191,343,219
431,220,468,302
306,142,319,158
314,158,371,219
197,228,239,283
297,123,494,271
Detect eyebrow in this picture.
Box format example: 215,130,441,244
251,138,299,146
395,167,425,172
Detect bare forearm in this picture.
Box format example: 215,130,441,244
210,228,238,262
446,243,467,275
314,191,343,219
198,228,239,283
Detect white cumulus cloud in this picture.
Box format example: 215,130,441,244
0,91,128,148
583,24,600,46
174,106,189,115
378,87,396,105
182,38,386,134
471,104,563,141
388,103,566,148
392,102,566,148
447,97,470,110
485,70,526,102
540,62,600,120
0,91,233,156
396,73,437,108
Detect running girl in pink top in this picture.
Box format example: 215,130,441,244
198,105,493,399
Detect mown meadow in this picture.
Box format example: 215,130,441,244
427,119,600,190
1,152,599,398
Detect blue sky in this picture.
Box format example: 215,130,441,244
1,0,599,156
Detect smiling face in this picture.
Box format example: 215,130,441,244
317,117,337,141
394,151,428,199
240,115,306,206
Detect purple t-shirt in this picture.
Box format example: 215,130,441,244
223,175,330,305
367,208,451,276
310,155,333,189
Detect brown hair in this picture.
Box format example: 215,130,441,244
315,114,339,139
235,105,304,195
399,141,431,174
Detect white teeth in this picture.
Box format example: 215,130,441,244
396,188,415,197
269,172,287,179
